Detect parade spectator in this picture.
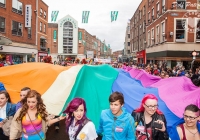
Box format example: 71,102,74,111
10,90,65,140
160,72,166,79
63,98,97,140
97,91,136,140
132,94,169,140
177,104,200,139
0,91,16,140
16,87,31,111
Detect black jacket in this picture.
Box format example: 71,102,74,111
132,111,169,140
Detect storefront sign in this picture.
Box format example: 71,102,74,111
86,51,94,58
59,18,77,28
38,53,48,56
53,30,57,42
25,5,32,28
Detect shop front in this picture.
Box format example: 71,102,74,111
38,52,48,62
136,50,146,64
0,45,38,66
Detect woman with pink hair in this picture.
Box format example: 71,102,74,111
63,98,97,140
132,94,169,140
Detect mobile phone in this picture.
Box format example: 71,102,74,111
152,121,163,129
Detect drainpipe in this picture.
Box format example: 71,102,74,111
36,0,38,46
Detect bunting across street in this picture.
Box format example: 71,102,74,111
111,11,118,22
51,11,59,22
82,11,90,23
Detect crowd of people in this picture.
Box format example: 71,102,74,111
0,88,199,140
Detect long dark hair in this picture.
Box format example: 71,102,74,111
63,98,89,133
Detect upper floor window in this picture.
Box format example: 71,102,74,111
151,29,155,45
156,25,160,43
0,0,5,8
12,20,22,36
12,0,23,15
148,31,151,46
40,22,42,32
44,11,46,19
177,0,186,9
128,42,130,46
0,16,5,32
161,22,165,42
152,8,154,19
143,6,145,16
157,3,160,18
40,8,43,16
176,20,186,42
128,34,130,38
44,24,46,33
162,0,166,13
196,19,200,41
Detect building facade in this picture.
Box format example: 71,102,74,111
124,22,131,58
0,0,44,64
130,0,200,68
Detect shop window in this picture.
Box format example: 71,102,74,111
0,0,5,8
176,19,186,42
12,0,23,15
28,28,31,38
40,8,43,16
12,21,22,36
40,22,42,32
176,0,186,9
196,19,200,41
0,16,5,32
44,11,46,19
40,38,46,50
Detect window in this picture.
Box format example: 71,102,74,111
148,12,151,20
152,8,154,20
128,34,130,38
139,10,142,19
28,28,31,38
156,25,160,43
148,31,151,46
161,22,165,42
143,21,145,32
157,3,160,18
40,38,46,50
162,0,165,13
0,16,5,32
40,22,42,32
12,21,22,36
44,24,46,33
63,21,73,54
40,8,43,16
198,0,200,9
176,19,186,41
44,11,46,19
143,6,145,16
0,0,5,7
151,29,154,45
128,42,130,46
177,0,186,9
12,0,23,14
196,19,200,40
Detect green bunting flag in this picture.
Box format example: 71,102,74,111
82,11,90,23
51,11,59,22
111,11,118,22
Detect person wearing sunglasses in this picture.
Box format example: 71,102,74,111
169,104,200,140
132,94,169,140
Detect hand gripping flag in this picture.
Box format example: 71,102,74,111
82,11,90,23
51,11,59,22
111,11,118,22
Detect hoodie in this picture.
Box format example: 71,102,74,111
97,107,136,140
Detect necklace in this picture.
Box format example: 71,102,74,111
184,124,198,137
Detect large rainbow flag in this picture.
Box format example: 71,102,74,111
0,63,199,132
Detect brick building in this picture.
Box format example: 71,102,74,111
0,0,39,63
124,22,131,57
130,0,200,68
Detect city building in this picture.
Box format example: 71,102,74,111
130,0,200,68
37,0,49,62
0,0,47,64
124,22,131,58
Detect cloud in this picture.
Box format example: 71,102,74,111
43,0,141,52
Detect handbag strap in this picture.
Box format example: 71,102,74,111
27,113,43,140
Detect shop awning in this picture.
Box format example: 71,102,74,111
0,34,12,45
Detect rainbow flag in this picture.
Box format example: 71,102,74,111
0,63,199,132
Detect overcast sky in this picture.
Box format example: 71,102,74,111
43,0,141,52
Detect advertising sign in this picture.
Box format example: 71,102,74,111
25,5,32,27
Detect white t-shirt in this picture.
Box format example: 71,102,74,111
69,121,97,140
